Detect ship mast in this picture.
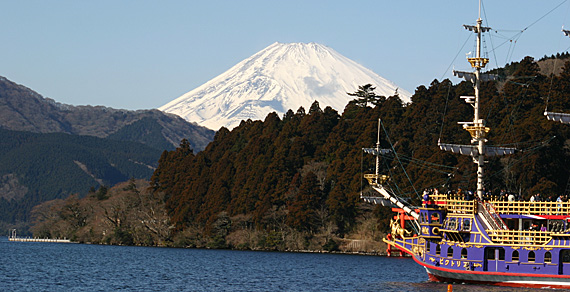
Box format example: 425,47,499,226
439,0,515,200
362,120,420,220
363,119,391,186
375,118,382,184
470,2,488,200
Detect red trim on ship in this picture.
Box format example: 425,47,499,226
426,272,570,289
413,256,570,279
541,215,570,220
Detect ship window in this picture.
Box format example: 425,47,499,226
447,246,453,258
461,248,467,259
528,251,535,262
426,242,430,253
431,213,440,224
463,219,471,231
512,250,519,262
436,244,441,256
449,218,456,230
486,248,505,260
545,252,552,263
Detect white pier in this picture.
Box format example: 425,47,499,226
8,229,71,243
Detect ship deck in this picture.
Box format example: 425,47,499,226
426,193,570,247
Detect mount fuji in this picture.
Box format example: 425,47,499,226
159,42,411,130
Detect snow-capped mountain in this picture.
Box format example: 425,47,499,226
159,42,411,130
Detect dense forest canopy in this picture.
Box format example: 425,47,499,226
0,129,162,229
150,57,570,234
31,56,570,250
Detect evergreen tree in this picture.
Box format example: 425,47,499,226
347,84,385,107
286,172,322,232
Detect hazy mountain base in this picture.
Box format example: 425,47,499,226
30,180,389,254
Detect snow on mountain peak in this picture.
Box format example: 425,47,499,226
159,42,411,130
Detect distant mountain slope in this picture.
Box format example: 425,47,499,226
0,128,162,224
159,42,410,130
0,76,214,151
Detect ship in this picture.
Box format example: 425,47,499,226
362,2,570,289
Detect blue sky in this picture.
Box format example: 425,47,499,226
1,1,569,110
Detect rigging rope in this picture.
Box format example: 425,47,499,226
485,137,556,191
441,34,472,81
484,0,567,66
438,82,453,141
380,154,413,204
384,151,458,169
545,1,570,112
379,120,422,201
524,1,568,32
382,153,456,176
481,1,499,68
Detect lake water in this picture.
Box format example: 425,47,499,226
0,237,545,291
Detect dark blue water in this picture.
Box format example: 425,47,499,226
0,237,546,291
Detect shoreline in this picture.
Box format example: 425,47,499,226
3,235,404,257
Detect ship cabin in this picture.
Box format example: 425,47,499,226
413,193,570,275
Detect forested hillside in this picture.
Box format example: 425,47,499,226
0,75,214,234
0,129,162,231
32,56,570,251
150,56,570,246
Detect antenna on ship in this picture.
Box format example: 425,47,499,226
439,0,515,200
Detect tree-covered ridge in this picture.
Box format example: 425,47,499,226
0,128,162,227
151,57,570,240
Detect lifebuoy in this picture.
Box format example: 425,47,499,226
432,227,440,235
